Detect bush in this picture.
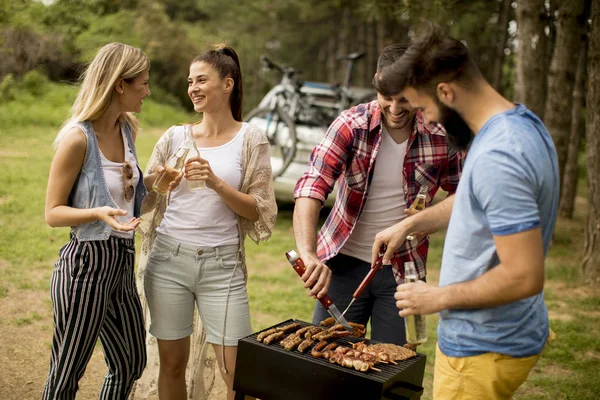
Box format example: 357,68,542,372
0,73,17,102
21,69,49,96
0,77,191,132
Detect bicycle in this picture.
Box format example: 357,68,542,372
245,52,374,178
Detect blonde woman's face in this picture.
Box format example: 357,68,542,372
187,61,231,114
122,69,150,113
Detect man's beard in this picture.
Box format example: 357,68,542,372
437,100,473,151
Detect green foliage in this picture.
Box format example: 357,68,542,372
0,71,192,129
21,69,49,96
0,73,17,102
0,0,519,113
74,10,142,61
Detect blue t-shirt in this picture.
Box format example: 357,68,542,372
437,104,559,358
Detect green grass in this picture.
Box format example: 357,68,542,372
0,85,598,399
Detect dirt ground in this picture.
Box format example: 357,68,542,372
0,271,227,400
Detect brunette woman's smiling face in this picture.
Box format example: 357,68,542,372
187,61,232,114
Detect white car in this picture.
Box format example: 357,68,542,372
247,82,376,206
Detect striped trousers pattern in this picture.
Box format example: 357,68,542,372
43,235,147,399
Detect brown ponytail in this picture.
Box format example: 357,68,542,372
192,44,243,121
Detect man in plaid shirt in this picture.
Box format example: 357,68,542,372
293,43,465,345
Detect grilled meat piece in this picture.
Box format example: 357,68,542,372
326,324,344,332
318,319,366,337
366,343,417,361
295,326,313,337
297,338,314,353
278,322,302,334
257,328,278,342
258,322,304,343
283,334,303,351
317,330,353,341
279,333,294,347
304,327,323,339
324,343,338,351
311,340,329,358
263,331,286,345
334,346,351,354
352,341,368,352
319,317,336,327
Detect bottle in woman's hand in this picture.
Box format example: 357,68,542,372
153,142,192,194
186,141,205,191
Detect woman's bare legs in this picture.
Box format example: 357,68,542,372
212,344,242,400
157,337,190,400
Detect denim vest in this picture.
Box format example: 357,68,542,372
69,120,147,241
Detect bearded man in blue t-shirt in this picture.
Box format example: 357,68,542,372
371,23,559,400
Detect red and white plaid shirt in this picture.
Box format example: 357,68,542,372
294,101,465,283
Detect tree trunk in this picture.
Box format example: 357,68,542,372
544,0,587,189
558,30,588,218
338,7,350,72
582,0,600,286
377,20,385,53
317,43,327,82
366,21,376,84
515,0,549,118
491,0,512,91
327,33,336,83
357,15,366,87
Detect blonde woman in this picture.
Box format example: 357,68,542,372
43,42,151,399
135,45,276,400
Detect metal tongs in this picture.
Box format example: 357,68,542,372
342,244,387,317
285,250,353,332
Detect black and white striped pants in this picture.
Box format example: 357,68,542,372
43,235,147,399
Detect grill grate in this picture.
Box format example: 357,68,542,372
234,319,426,400
247,319,422,382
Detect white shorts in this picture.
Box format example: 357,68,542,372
144,233,252,345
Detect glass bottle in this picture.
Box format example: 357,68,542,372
408,184,428,212
186,139,205,191
403,261,428,345
406,185,428,241
152,138,194,195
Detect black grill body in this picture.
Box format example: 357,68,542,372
233,319,426,400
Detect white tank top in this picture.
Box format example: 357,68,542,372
99,130,140,239
157,123,246,246
341,125,408,263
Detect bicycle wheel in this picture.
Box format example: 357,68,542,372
245,106,297,178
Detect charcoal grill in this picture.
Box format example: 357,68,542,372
233,319,426,400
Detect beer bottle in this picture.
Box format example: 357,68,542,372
406,185,428,241
403,261,428,345
186,140,206,191
152,138,194,195
408,184,428,212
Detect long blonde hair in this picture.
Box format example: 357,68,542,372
54,42,150,147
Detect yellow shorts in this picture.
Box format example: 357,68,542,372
432,344,541,400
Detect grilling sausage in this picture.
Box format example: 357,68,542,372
297,338,314,353
311,340,329,358
278,322,302,333
257,328,278,342
263,331,285,345
283,334,304,351
304,327,323,339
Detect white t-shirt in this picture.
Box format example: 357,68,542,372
340,125,408,263
100,130,140,239
157,123,247,246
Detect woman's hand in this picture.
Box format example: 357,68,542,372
155,165,183,191
185,156,223,190
94,206,140,231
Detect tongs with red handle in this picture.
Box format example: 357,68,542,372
342,244,387,317
285,250,353,332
